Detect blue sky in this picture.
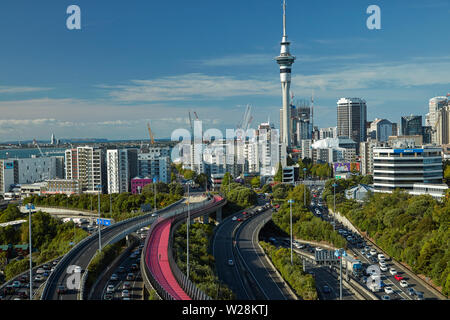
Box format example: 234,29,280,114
0,0,449,141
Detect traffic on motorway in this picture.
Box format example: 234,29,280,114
308,185,437,301
0,258,60,300
100,229,147,300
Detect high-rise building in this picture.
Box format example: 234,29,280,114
427,96,448,143
435,105,450,145
401,115,423,136
373,146,443,193
138,153,171,184
65,146,104,193
106,149,131,194
337,98,367,152
275,0,296,148
369,119,394,142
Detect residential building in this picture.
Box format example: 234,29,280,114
131,176,152,194
65,146,104,193
138,153,171,184
44,179,81,195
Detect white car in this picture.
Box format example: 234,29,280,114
232,216,237,221
370,249,377,256
380,265,388,272
379,261,386,267
106,285,115,293
378,254,386,261
315,247,323,252
122,290,130,298
384,286,394,294
400,280,408,288
74,266,82,273
389,268,397,275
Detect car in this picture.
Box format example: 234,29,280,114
366,253,372,259
110,273,119,281
361,249,366,255
227,259,234,266
232,216,237,221
399,280,408,288
370,257,378,264
34,275,44,282
106,285,115,293
53,260,59,266
121,290,130,298
151,213,158,217
362,276,368,283
12,281,21,288
126,273,135,281
379,261,386,268
36,268,45,274
315,247,323,252
415,291,424,300
18,291,28,299
322,285,331,294
42,264,50,270
118,266,125,274
242,211,248,215
57,285,67,294
50,267,56,273
19,275,28,282
389,268,397,275
378,254,386,261
131,264,138,271
394,274,404,281
384,286,394,294
74,266,82,273
407,288,416,296
123,282,131,290
103,293,113,300
380,265,388,272
370,249,377,256
381,295,390,300
237,218,242,222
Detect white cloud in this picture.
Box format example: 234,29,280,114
100,73,279,102
0,86,52,94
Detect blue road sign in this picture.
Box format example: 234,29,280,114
26,204,35,210
288,199,295,204
96,218,111,226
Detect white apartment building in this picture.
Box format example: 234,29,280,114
373,146,443,194
107,149,130,194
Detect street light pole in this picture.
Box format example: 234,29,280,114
186,182,190,280
303,168,307,207
288,199,294,265
97,185,102,252
332,183,338,230
27,203,34,300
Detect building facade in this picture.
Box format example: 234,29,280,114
373,146,443,194
337,98,367,152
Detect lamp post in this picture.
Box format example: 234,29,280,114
96,184,103,252
332,183,338,229
303,168,307,207
335,248,347,300
26,203,35,300
288,199,294,265
186,181,191,280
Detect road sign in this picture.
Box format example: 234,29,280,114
96,218,111,226
25,204,35,210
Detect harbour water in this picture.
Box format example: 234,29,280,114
0,148,66,159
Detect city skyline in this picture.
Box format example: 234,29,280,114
0,1,449,141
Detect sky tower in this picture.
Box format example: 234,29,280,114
276,0,296,148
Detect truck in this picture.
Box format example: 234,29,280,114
343,256,363,277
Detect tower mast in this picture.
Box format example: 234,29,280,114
275,0,296,148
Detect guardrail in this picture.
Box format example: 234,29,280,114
141,196,226,300
41,198,185,300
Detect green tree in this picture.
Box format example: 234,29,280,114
274,162,283,182
250,176,260,189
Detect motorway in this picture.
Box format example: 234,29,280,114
213,200,293,300
43,199,189,300
312,186,441,301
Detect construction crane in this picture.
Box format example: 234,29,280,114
33,139,45,157
147,122,155,145
193,111,199,121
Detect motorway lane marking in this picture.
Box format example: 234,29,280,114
251,215,289,300
234,209,271,300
